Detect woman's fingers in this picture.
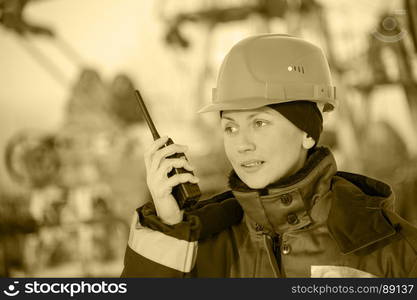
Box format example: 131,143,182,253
165,173,199,188
144,136,169,170
142,135,198,225
148,172,199,207
150,143,189,171
158,157,194,176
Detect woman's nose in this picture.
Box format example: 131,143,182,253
236,132,256,153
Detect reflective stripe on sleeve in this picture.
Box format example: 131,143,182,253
127,213,198,273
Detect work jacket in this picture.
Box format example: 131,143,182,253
121,147,417,277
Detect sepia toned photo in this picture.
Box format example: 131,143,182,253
1,0,417,279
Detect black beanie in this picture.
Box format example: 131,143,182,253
268,101,323,143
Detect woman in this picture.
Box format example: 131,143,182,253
121,34,417,277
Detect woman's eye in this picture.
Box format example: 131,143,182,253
254,120,267,128
224,126,238,134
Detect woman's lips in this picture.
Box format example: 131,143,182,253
240,160,265,172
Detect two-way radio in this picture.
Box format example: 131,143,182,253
134,90,201,209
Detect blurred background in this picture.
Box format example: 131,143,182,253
1,0,417,277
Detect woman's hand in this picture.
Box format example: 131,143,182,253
144,136,199,225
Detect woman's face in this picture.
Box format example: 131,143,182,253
221,106,309,189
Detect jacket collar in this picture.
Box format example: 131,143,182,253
328,171,398,254
228,147,398,255
228,147,336,235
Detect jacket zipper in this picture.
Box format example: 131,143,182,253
263,234,281,277
271,234,282,271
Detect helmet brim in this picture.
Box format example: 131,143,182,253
198,98,334,113
198,98,296,113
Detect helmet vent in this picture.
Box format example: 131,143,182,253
287,65,305,74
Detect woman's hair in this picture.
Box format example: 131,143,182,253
268,101,323,143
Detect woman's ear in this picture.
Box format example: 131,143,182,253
302,133,315,150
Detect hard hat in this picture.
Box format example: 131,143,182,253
198,34,336,113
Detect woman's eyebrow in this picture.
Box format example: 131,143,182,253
221,116,235,121
247,111,271,119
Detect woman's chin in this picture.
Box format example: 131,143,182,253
236,168,280,189
241,177,268,189
248,183,267,189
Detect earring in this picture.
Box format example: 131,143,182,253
303,135,315,149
